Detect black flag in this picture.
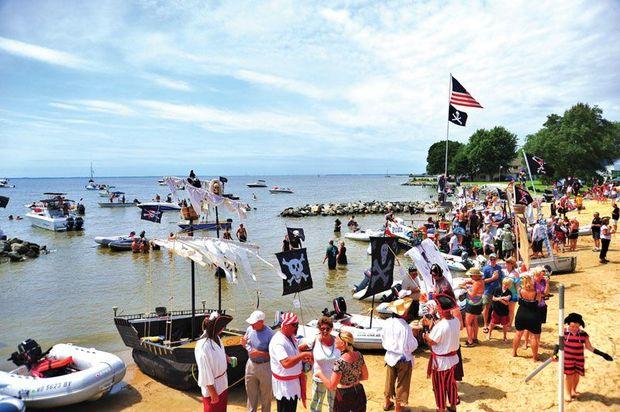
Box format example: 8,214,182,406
497,188,508,200
448,104,468,127
276,248,313,296
219,176,228,183
140,205,162,223
525,153,553,176
515,186,534,205
361,237,398,299
0,196,9,208
286,227,306,242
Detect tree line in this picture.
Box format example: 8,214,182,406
426,103,620,180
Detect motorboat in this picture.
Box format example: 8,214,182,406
99,201,137,208
109,239,135,251
0,178,15,188
158,179,167,186
246,179,267,188
178,221,232,232
0,340,126,408
98,185,117,197
578,225,592,236
344,229,384,242
25,194,84,232
531,255,577,274
136,201,181,211
306,298,385,350
94,235,134,247
269,186,293,194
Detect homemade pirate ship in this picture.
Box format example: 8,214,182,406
113,177,274,390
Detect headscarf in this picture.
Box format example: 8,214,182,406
281,312,299,326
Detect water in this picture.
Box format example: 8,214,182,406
0,175,434,367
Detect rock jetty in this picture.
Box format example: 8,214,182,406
280,200,437,217
0,238,47,263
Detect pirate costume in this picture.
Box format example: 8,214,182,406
424,294,461,411
195,312,233,412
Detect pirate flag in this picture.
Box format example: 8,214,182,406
525,153,553,176
515,186,534,205
286,227,306,241
497,188,508,201
448,104,468,127
361,236,398,299
276,248,313,296
140,205,162,223
0,196,9,208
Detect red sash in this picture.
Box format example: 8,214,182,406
272,372,307,408
427,350,458,378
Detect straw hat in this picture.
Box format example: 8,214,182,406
505,256,516,265
386,298,413,317
465,267,482,278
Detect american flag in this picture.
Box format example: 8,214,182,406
450,76,483,108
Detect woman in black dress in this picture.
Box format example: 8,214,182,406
512,275,542,361
337,241,347,265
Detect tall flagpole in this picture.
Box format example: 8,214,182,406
444,74,452,178
522,149,537,195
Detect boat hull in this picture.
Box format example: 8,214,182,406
98,202,137,208
531,256,577,274
26,213,67,232
137,202,181,211
178,222,232,232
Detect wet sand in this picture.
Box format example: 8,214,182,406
74,199,620,411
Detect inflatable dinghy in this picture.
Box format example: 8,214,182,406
0,340,126,408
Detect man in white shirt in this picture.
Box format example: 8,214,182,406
381,300,419,412
399,265,422,319
422,295,461,412
269,312,313,412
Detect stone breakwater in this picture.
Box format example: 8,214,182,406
0,238,47,263
280,200,437,217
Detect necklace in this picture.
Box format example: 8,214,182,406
318,337,335,357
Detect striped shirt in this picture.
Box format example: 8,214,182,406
564,330,588,366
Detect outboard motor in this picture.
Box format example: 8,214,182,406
8,339,43,368
332,297,347,319
74,216,84,231
65,216,75,231
77,203,86,215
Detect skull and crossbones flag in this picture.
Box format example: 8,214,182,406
140,205,162,223
361,237,398,299
286,227,306,241
524,152,553,176
448,104,468,127
276,248,313,296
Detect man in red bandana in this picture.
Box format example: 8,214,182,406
422,295,461,412
269,312,313,411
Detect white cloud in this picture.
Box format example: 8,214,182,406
235,70,326,99
69,100,136,117
0,36,93,70
144,74,192,92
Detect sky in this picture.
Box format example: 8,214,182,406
0,0,619,178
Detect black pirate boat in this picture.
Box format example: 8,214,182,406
113,176,264,391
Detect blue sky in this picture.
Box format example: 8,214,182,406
1,0,619,177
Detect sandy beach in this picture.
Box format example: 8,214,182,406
69,199,620,412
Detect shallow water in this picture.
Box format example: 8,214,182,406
0,175,434,367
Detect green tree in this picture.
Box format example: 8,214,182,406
426,140,464,174
466,126,517,176
524,104,620,179
450,145,473,177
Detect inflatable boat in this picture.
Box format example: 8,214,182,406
108,239,134,251
0,340,126,408
94,235,132,246
344,229,384,242
0,395,25,412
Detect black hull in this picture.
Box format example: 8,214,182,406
132,343,248,391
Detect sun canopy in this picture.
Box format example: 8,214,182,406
153,237,276,284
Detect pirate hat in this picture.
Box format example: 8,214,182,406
564,313,585,328
203,312,233,341
386,298,413,317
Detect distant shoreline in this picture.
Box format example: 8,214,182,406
1,173,418,179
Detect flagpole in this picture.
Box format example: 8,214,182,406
444,74,452,178
522,149,537,195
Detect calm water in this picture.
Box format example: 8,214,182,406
0,175,433,367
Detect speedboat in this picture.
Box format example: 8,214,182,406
269,186,293,194
246,179,267,188
0,340,125,408
0,178,15,188
344,229,384,242
136,201,181,211
25,194,84,232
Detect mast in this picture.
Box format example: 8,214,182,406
444,74,452,178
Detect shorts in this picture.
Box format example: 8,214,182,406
592,231,601,240
568,230,578,240
465,302,483,315
564,359,585,376
491,312,509,326
482,294,492,306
